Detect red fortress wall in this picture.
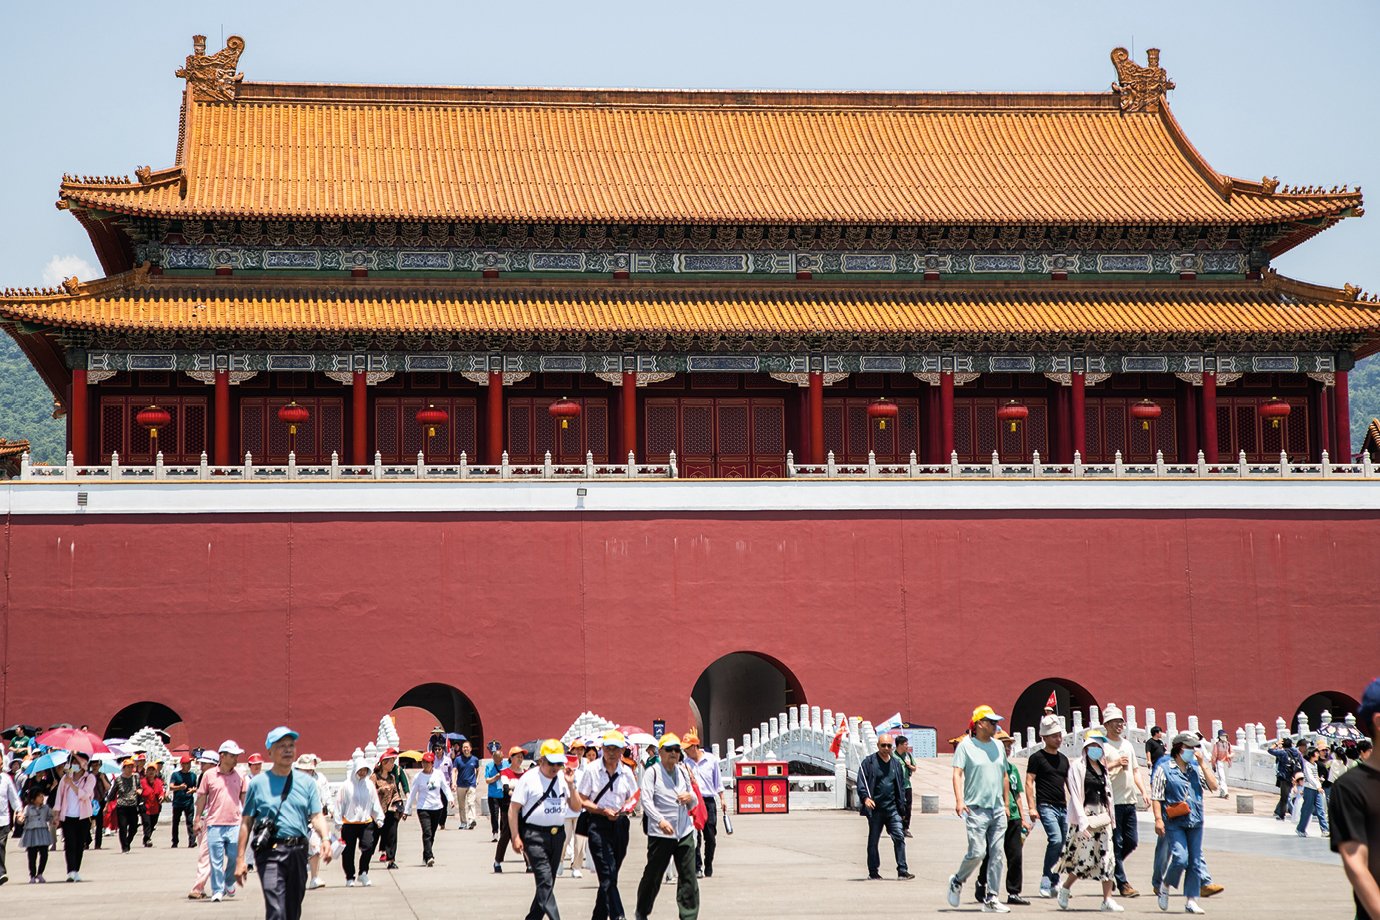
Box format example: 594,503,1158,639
4,509,1378,756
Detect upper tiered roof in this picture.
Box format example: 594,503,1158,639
57,38,1360,232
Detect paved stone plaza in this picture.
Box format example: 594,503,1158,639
0,804,1349,918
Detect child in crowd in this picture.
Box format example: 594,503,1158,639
21,788,55,883
1287,771,1305,820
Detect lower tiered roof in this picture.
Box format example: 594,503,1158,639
4,269,1378,340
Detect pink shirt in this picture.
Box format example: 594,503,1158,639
199,768,246,826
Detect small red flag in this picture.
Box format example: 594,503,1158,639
829,719,849,757
1045,691,1058,711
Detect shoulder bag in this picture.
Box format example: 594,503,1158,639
249,770,295,854
575,769,620,837
517,774,560,835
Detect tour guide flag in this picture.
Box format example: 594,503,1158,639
829,718,849,757
1045,691,1059,711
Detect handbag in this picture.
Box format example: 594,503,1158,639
1085,809,1112,833
1165,801,1190,819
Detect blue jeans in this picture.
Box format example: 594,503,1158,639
1036,805,1067,890
866,807,907,875
1112,803,1139,887
1297,787,1321,834
1151,827,1169,891
1163,822,1203,899
206,824,239,897
952,806,1007,896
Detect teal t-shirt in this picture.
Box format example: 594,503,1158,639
243,769,322,840
952,736,1007,811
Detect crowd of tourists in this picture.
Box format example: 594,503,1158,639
1,677,1377,920
857,682,1380,917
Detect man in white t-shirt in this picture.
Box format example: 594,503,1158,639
511,739,582,920
1100,706,1149,899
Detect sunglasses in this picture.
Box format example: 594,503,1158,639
663,746,682,753
878,743,894,748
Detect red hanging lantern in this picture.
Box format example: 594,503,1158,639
136,405,172,448
1259,397,1292,429
1130,399,1162,431
277,401,310,436
416,403,449,438
866,397,900,430
549,398,581,430
996,400,1029,433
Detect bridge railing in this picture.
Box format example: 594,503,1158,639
1013,702,1363,793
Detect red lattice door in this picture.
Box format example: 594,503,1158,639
1216,396,1308,462
505,398,609,464
98,396,207,464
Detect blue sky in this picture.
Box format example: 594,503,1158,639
1,0,1376,291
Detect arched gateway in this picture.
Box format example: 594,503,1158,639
691,652,805,750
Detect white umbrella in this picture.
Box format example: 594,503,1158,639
627,733,657,747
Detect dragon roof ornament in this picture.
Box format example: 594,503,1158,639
1110,47,1174,114
176,34,245,101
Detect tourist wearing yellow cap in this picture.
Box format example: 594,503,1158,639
510,739,583,920
683,731,725,879
578,730,639,920
635,732,702,919
946,705,1012,912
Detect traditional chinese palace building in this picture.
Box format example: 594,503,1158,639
2,38,1378,753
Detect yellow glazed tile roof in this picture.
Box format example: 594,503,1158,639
57,83,1360,226
5,272,1379,343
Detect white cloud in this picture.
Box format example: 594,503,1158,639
41,254,99,287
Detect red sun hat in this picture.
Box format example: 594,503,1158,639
247,753,263,764
422,752,435,763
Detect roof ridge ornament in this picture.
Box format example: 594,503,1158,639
1110,47,1174,113
176,34,245,102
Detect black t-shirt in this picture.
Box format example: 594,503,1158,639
1146,738,1166,769
1330,760,1380,920
1028,749,1070,808
1084,763,1109,808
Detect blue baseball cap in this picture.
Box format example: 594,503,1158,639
1358,678,1380,735
265,726,299,749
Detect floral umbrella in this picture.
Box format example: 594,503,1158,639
1317,720,1365,742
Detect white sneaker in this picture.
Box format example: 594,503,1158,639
571,868,583,879
1039,884,1053,899
359,872,372,887
211,893,223,902
1158,887,1170,911
308,877,325,890
72,872,82,883
947,877,962,908
346,879,355,887
983,897,1011,913
1102,899,1125,912
1057,887,1071,910
1185,902,1205,915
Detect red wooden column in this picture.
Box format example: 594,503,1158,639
940,371,955,461
70,368,89,465
1334,369,1351,461
621,371,637,461
1201,371,1219,463
1317,380,1331,463
214,369,231,466
809,371,825,464
798,386,812,463
351,371,368,465
1071,371,1087,461
486,371,504,465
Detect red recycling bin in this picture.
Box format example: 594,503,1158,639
735,761,789,815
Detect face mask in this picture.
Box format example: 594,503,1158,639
1086,746,1103,761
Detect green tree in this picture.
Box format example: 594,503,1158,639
0,334,65,463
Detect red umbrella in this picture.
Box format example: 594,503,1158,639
617,725,649,737
36,727,111,755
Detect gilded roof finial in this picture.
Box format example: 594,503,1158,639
1110,47,1175,113
175,33,245,102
